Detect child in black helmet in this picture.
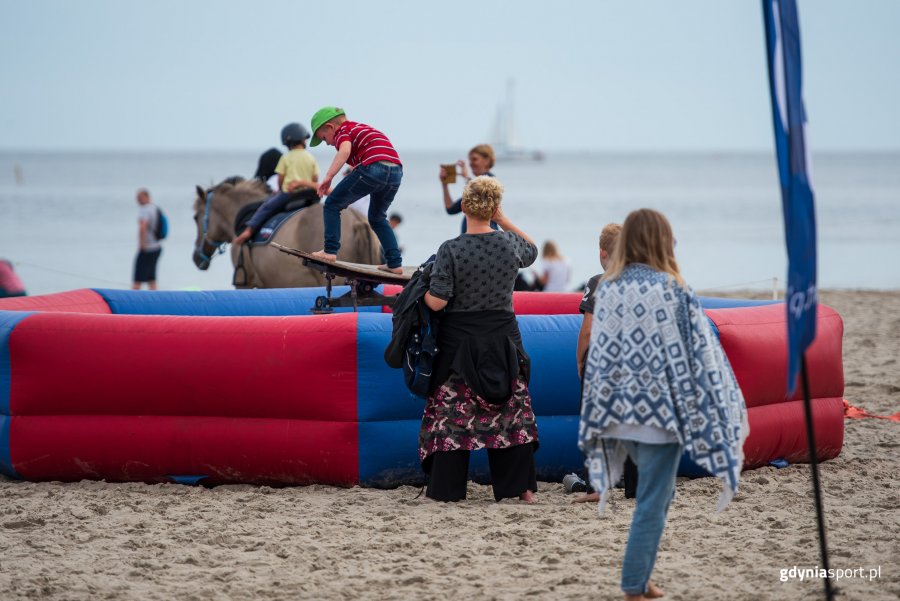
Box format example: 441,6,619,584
233,123,320,246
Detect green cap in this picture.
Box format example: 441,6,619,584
310,106,346,147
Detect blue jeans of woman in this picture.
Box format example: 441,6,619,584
323,161,403,268
619,441,682,596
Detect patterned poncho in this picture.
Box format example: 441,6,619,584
578,264,749,515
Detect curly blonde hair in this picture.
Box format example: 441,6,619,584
462,176,504,221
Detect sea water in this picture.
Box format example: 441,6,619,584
1,150,898,296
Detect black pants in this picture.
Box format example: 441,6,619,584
426,444,537,502
133,248,162,282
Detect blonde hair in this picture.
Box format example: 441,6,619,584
542,240,562,259
462,176,503,221
603,209,684,286
599,223,621,254
469,144,496,169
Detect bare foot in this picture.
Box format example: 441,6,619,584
232,229,252,245
519,490,535,503
311,250,337,262
377,264,403,274
645,582,664,598
571,492,600,504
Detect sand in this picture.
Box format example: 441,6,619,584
1,290,898,600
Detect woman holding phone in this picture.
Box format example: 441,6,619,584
439,144,496,233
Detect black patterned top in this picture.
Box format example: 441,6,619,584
429,231,538,312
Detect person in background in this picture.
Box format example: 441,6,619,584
389,212,404,256
132,188,162,290
233,123,319,246
439,144,497,233
254,147,283,192
534,240,571,292
569,222,635,504
310,106,403,274
0,259,26,298
422,176,539,503
576,223,621,378
579,208,748,601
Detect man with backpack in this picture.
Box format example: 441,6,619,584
133,188,165,290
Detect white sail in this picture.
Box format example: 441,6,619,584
489,78,543,161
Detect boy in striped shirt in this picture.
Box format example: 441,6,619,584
310,106,403,273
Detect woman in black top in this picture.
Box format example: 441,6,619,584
422,176,539,502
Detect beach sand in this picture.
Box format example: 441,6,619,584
1,290,897,600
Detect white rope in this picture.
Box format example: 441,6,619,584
12,260,132,288
697,277,781,300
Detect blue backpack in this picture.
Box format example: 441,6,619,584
154,206,169,240
404,302,439,398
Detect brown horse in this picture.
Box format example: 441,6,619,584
191,178,381,288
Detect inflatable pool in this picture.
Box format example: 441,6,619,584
0,288,844,487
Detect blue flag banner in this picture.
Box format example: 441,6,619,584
762,0,817,393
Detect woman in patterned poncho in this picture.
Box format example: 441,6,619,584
579,208,748,601
421,176,540,503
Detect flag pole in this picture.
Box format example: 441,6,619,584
799,355,835,600
761,1,835,597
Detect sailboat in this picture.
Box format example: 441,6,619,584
489,79,545,162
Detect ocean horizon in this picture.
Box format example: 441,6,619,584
2,149,898,296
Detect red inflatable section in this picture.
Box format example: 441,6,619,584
381,286,583,315
0,288,110,314
12,416,356,486
742,398,844,468
707,304,844,407
7,312,361,485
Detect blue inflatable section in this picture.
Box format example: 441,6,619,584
355,314,585,485
0,311,31,479
698,296,779,309
92,287,386,316
1,289,772,486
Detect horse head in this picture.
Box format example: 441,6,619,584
192,177,270,270
192,184,225,270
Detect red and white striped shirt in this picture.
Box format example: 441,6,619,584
334,121,402,168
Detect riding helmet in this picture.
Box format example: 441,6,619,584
281,122,310,147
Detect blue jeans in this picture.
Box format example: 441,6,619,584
246,190,292,232
620,441,682,596
323,161,402,268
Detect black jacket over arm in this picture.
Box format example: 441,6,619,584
430,310,530,405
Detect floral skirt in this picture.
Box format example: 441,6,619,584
419,373,539,464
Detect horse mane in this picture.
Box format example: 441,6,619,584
212,176,270,197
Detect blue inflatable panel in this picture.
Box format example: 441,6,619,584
521,315,582,416
699,296,780,309
359,415,588,487
0,311,32,479
0,415,15,479
355,313,585,423
1,311,34,416
167,475,209,485
358,419,423,487
92,287,386,316
357,314,417,422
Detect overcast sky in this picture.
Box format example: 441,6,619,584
2,0,898,152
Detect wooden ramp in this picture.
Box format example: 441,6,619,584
273,243,413,312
